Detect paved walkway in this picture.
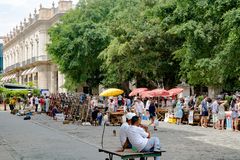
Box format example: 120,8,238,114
0,112,106,160
1,109,240,160
31,114,240,160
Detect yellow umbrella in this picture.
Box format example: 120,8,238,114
100,88,124,97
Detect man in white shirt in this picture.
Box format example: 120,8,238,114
119,112,136,148
127,116,161,160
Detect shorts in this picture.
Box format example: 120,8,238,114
149,113,156,118
202,111,208,117
212,114,218,123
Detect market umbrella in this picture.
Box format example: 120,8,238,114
129,88,148,96
100,88,124,97
150,89,170,97
168,88,183,96
140,91,155,98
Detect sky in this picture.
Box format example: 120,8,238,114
0,0,78,42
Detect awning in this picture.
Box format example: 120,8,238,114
21,70,28,76
30,67,38,73
9,74,16,79
5,75,10,81
25,69,32,75
21,68,32,76
1,76,6,81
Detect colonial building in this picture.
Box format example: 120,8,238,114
0,43,3,73
1,0,73,93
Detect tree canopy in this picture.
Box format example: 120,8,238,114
47,0,240,91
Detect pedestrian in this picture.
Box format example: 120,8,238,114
230,97,239,131
97,110,103,126
135,98,144,119
45,96,50,113
217,101,226,130
175,98,184,125
149,100,158,131
9,96,16,111
39,96,45,112
200,96,209,128
108,98,115,112
188,96,195,124
91,107,99,126
118,95,123,106
35,96,39,112
126,97,132,112
52,104,59,120
211,99,219,129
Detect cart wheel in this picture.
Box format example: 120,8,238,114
105,158,109,160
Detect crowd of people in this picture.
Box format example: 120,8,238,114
173,95,240,131
7,91,240,132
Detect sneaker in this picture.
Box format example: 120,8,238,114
154,148,161,152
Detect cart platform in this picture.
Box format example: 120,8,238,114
99,148,166,160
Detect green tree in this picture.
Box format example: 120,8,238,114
47,0,112,90
99,0,182,88
161,0,240,91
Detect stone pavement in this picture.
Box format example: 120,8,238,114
0,112,107,160
0,138,15,160
30,114,240,160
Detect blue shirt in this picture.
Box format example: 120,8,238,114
201,100,208,112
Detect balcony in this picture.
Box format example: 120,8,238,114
3,55,50,73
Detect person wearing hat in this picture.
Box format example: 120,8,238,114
120,112,136,149
127,116,161,160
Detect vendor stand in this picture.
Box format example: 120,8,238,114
100,88,124,126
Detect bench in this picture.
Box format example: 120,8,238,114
99,148,166,160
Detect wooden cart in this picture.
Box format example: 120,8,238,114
109,112,124,126
99,148,166,160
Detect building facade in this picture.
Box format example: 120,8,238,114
1,0,73,93
0,43,3,73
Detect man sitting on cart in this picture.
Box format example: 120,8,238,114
120,112,136,149
120,113,146,160
127,116,161,160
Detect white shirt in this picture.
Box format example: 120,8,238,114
127,125,149,152
145,100,151,110
136,101,144,113
119,122,129,147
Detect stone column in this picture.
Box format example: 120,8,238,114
6,56,8,68
58,71,66,93
10,53,13,66
20,42,24,63
30,39,33,60
50,65,58,93
25,43,28,61
3,56,6,70
38,65,50,90
38,30,47,56
13,51,16,65
35,35,39,58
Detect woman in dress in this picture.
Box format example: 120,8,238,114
175,98,184,125
230,98,239,131
217,101,226,130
